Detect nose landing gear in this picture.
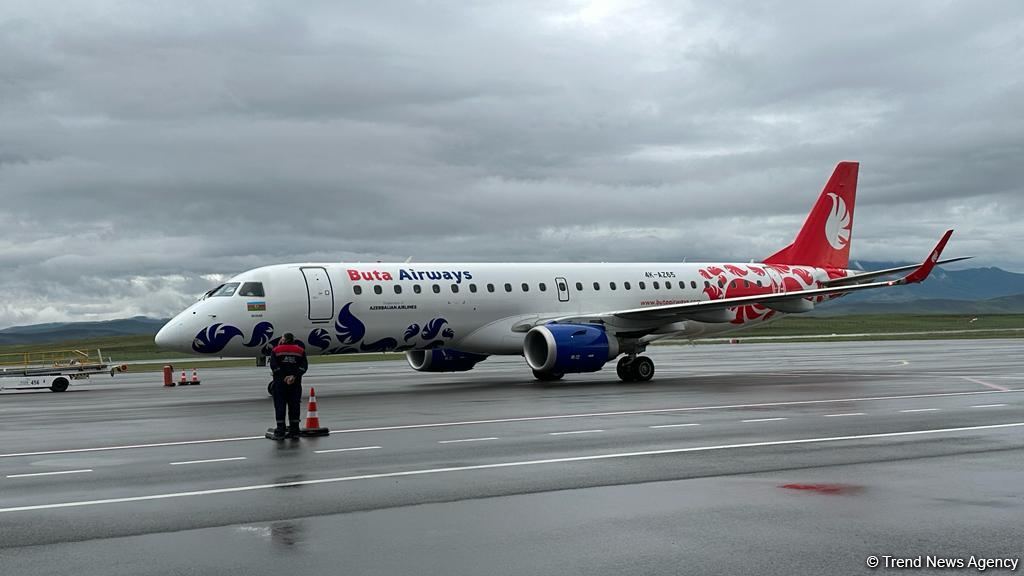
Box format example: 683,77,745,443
616,355,654,382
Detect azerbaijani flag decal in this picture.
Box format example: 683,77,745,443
247,301,267,312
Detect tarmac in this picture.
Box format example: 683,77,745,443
1,339,1022,575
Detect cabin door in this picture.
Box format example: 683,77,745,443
302,267,335,322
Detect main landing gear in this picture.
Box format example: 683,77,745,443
616,355,654,383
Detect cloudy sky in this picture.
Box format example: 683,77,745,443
1,0,1022,328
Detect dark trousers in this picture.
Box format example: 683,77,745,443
272,380,303,428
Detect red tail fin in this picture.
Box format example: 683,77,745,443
764,161,859,269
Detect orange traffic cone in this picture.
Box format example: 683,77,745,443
179,370,188,386
300,387,330,437
191,368,201,385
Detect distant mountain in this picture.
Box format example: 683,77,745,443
813,292,1024,315
805,261,1024,314
842,262,1024,303
1,264,1022,345
0,317,168,345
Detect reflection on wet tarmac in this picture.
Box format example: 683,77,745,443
272,474,307,488
236,521,305,550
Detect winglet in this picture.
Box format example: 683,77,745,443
900,230,954,285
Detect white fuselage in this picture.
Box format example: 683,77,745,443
154,261,843,358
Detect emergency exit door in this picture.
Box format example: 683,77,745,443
301,267,334,322
555,276,570,302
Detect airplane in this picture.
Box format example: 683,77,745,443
155,161,965,382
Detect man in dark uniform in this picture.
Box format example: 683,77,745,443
269,333,307,440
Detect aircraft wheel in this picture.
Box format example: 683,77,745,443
631,356,655,382
532,369,564,382
616,357,636,382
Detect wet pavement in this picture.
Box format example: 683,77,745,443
1,339,1022,575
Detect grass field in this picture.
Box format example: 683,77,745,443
743,313,1024,337
1,314,1020,374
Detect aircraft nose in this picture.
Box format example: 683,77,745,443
155,319,186,350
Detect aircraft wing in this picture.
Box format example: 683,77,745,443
823,256,970,287
546,230,955,326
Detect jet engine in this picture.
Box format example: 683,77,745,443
406,349,489,372
524,324,619,375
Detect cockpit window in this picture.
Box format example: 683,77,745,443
210,282,240,297
238,282,265,297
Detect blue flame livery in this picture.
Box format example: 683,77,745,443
158,162,966,382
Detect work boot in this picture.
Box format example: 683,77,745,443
287,422,301,439
270,423,286,441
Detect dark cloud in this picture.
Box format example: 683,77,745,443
1,0,1022,327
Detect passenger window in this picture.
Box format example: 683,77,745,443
210,282,240,297
521,283,529,292
558,282,566,292
691,281,697,289
576,282,583,291
394,285,402,295
678,281,685,290
624,281,631,290
487,283,495,293
414,284,422,294
539,283,547,292
239,282,265,297
353,285,363,295
609,282,617,290
756,280,763,287
504,283,512,293
653,281,660,289
666,283,672,290
593,282,600,291
469,284,478,293
451,284,459,293
432,284,441,293
374,285,383,295
704,281,710,288
718,279,725,288
639,282,646,290
744,280,749,288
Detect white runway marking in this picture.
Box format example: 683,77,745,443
900,408,939,413
329,389,1020,434
742,418,788,423
314,446,381,454
824,413,865,417
3,422,1023,513
2,389,1020,460
6,469,92,479
169,457,247,466
649,423,700,429
549,430,604,436
972,404,1007,408
962,376,1010,392
0,436,264,459
438,437,499,444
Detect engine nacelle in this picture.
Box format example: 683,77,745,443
524,324,619,374
406,349,488,372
